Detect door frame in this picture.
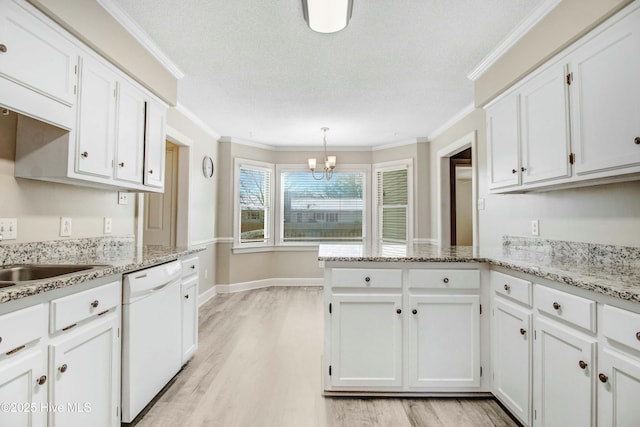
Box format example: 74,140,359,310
136,125,193,247
450,159,472,245
436,131,478,247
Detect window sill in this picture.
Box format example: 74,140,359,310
231,245,321,255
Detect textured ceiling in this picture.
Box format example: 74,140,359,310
111,0,542,147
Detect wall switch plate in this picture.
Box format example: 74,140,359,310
477,198,485,211
0,218,17,240
118,192,129,205
104,217,112,234
60,217,72,237
531,219,539,236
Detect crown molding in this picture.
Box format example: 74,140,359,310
174,103,221,139
372,137,429,152
96,0,185,79
428,103,476,141
467,0,562,81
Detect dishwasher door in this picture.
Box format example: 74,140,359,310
121,261,182,423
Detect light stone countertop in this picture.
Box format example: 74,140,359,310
319,240,640,304
0,237,204,304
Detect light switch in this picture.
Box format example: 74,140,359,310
118,192,129,205
0,218,17,240
531,219,539,236
104,217,112,234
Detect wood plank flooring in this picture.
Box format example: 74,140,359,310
134,287,519,427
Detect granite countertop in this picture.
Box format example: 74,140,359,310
318,239,640,304
0,237,205,304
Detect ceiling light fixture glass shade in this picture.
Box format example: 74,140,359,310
308,127,337,181
302,0,353,33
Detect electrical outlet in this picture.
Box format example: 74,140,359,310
531,219,539,236
0,218,17,240
60,217,72,237
104,217,112,234
118,192,129,205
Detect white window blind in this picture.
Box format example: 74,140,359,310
377,168,408,242
281,171,364,242
239,165,271,244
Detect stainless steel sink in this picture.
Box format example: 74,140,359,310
0,264,102,283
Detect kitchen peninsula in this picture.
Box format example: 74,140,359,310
319,238,640,426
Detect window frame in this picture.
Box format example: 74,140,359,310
372,159,414,245
233,158,275,251
275,164,371,248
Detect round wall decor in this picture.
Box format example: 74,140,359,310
202,155,214,178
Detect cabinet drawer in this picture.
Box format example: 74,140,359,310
50,280,121,333
603,305,640,353
181,256,199,278
331,268,402,288
0,304,46,355
491,271,532,306
408,269,480,289
534,285,595,332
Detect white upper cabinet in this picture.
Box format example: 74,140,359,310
143,99,167,189
115,80,146,185
0,0,78,129
75,55,117,179
520,62,571,185
486,91,520,190
569,4,640,177
485,1,640,193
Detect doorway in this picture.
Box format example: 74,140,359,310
436,131,478,247
450,148,472,246
143,142,178,246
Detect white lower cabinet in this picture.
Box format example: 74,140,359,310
0,348,47,427
48,313,120,427
533,316,596,427
329,294,403,388
492,298,532,425
408,295,480,388
325,265,484,393
597,347,640,427
181,277,198,364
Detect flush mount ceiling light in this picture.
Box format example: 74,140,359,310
308,127,337,181
302,0,354,34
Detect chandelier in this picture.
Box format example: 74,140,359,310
308,127,337,181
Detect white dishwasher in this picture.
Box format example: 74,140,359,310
121,260,182,423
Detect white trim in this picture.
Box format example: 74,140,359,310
190,238,217,247
234,158,275,249
214,237,234,244
371,137,429,152
220,136,375,152
372,159,414,248
215,278,323,294
198,286,218,307
436,131,478,247
232,245,320,254
467,0,563,81
96,0,185,79
174,103,221,139
166,125,193,147
413,238,439,245
428,103,476,141
219,136,274,151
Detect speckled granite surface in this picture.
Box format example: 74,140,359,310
0,236,204,304
318,237,640,303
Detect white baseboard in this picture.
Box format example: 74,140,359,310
198,285,218,307
413,238,439,245
215,277,323,294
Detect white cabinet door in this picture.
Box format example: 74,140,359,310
0,348,47,427
143,99,166,189
49,314,120,427
114,80,145,184
520,62,571,185
534,317,596,427
569,5,640,176
598,347,640,427
181,278,198,364
0,0,77,106
330,294,402,387
75,55,116,179
492,298,532,425
408,295,480,388
486,91,520,190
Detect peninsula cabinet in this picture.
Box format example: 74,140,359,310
485,0,640,193
0,0,78,129
324,264,486,393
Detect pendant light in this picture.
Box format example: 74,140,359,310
308,127,337,181
302,0,354,34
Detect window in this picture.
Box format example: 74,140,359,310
374,160,412,244
235,160,273,246
280,170,365,243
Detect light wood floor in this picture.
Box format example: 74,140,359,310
134,287,519,427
